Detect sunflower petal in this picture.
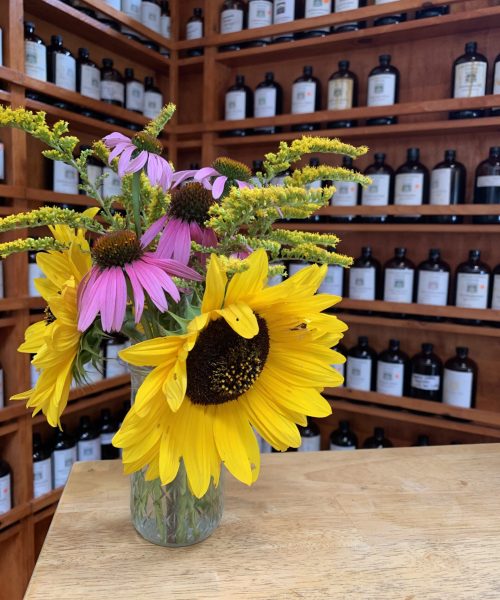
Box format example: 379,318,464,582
216,302,258,339
202,254,227,313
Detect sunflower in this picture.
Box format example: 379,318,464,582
12,215,94,427
114,249,346,498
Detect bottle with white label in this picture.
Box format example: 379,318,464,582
186,8,204,57
416,248,450,308
491,263,500,310
298,420,321,452
76,47,100,101
77,416,102,462
28,251,43,297
376,339,409,397
492,53,500,116
0,459,11,514
473,147,500,224
220,0,246,51
329,420,358,450
33,433,53,498
47,35,76,92
349,246,381,301
333,0,366,33
410,343,442,402
52,159,79,195
304,0,332,37
455,249,490,310
374,0,406,26
102,166,122,198
332,342,347,384
383,247,415,304
319,263,344,296
346,336,376,391
121,0,143,42
254,72,283,134
225,74,253,136
100,58,125,107
330,155,360,223
366,54,399,126
141,0,161,33
288,260,310,277
273,0,304,43
100,408,119,459
78,145,103,196
363,427,393,448
443,347,477,409
361,152,393,223
291,65,321,132
52,429,77,487
24,22,47,85
143,77,163,119
327,60,358,128
105,335,129,378
247,0,273,46
160,0,171,39
450,41,488,119
124,68,144,113
429,149,466,224
393,148,429,222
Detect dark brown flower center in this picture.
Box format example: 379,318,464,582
186,315,269,405
92,230,143,269
169,182,214,226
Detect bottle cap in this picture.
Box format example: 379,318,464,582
456,347,469,358
379,54,391,64
465,41,477,53
422,343,433,353
144,76,154,87
374,426,384,438
80,415,91,427
124,67,134,78
339,420,350,431
24,21,35,30
304,65,313,76
252,160,264,171
395,247,406,258
265,71,274,80
338,60,349,70
374,152,385,162
361,246,372,255
51,34,63,45
429,248,441,260
309,157,320,167
78,47,89,58
101,408,112,419
342,156,353,167
444,149,456,161
469,249,480,260
102,58,114,68
194,8,203,17
489,146,500,156
407,147,420,161
235,74,245,85
389,339,400,350
358,335,369,346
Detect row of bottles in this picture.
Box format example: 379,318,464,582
24,24,163,118
337,336,477,407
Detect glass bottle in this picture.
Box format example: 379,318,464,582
160,1,171,39
492,53,500,116
0,357,3,408
220,0,246,52
291,66,322,132
333,0,367,33
330,155,359,223
79,145,102,196
393,147,429,223
415,434,431,446
416,5,448,18
331,342,348,383
410,343,443,402
327,60,358,128
0,459,11,514
450,41,488,119
143,77,163,119
186,8,204,57
360,152,393,222
52,429,77,487
254,72,283,134
124,68,144,113
383,247,415,304
366,54,399,126
273,0,304,43
104,335,129,378
298,419,321,452
346,336,377,391
329,420,358,450
141,0,161,33
47,34,76,92
76,47,100,101
376,339,409,397
52,159,79,195
429,149,466,224
224,74,253,137
24,22,47,83
77,416,102,462
473,147,500,224
100,408,119,460
454,249,490,310
491,263,500,310
373,0,406,26
28,251,43,297
33,433,52,498
317,251,344,294
100,58,125,107
416,248,450,307
348,246,382,301
247,0,273,46
443,347,477,409
303,0,332,38
121,0,143,42
363,427,393,448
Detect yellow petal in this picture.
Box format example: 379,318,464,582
202,254,227,313
120,335,186,367
162,357,187,412
225,248,268,305
18,321,46,353
216,302,258,339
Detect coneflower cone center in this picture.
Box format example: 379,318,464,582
169,182,213,226
92,230,143,268
44,305,55,325
186,315,270,405
132,132,163,155
212,157,251,182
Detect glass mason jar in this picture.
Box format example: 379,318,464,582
129,365,224,547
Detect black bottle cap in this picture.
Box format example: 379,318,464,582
80,415,91,427
265,71,274,81
379,54,391,64
102,58,114,68
309,157,320,167
78,47,90,59
422,343,433,353
51,34,63,46
456,346,469,358
342,156,353,167
33,432,42,446
339,420,350,431
489,146,500,157
417,434,430,446
374,427,384,439
24,21,35,31
338,60,349,70
144,76,154,87
358,335,369,346
407,147,420,161
235,74,245,85
55,429,64,439
465,41,477,53
389,339,400,350
395,247,406,258
444,149,456,161
429,248,441,260
374,152,385,162
101,408,112,419
304,65,313,76
469,249,480,260
190,162,200,170
361,246,372,256
124,67,134,78
194,7,203,17
252,160,264,171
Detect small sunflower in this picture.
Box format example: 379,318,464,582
114,249,346,498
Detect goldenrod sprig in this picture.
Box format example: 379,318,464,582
143,103,176,138
0,236,69,258
280,244,353,267
287,165,371,188
0,207,105,234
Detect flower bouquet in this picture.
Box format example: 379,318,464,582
0,105,369,546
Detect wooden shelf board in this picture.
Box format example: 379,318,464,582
31,487,63,514
317,204,500,216
0,421,19,438
0,90,11,104
0,298,28,312
68,374,130,402
24,0,170,70
0,185,27,200
27,188,99,208
277,222,500,233
0,317,17,329
0,405,26,425
177,56,204,73
0,503,31,532
176,138,203,150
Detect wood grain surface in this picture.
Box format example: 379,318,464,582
24,445,500,600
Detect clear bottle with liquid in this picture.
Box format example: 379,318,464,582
442,347,477,409
450,41,488,120
327,60,358,128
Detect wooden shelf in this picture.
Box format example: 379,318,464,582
0,405,26,425
316,204,500,216
0,504,31,532
0,317,17,329
0,90,11,105
0,185,27,200
68,374,130,402
177,56,204,73
31,487,63,514
27,188,99,208
277,222,500,233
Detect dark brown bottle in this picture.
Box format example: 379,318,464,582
100,408,119,460
450,42,488,120
291,66,322,132
473,147,500,224
416,248,450,307
491,263,500,310
366,55,399,126
298,420,321,452
272,0,305,43
414,434,431,446
0,458,12,514
224,74,254,137
124,68,144,114
144,77,163,119
332,342,348,383
442,347,477,409
24,22,47,86
376,339,409,397
492,53,500,116
383,247,415,304
346,336,377,391
247,0,273,46
254,72,283,134
329,420,358,450
303,0,332,38
363,427,393,449
374,0,406,26
429,149,466,224
410,343,442,402
77,48,100,101
360,153,393,223
220,0,246,51
393,148,429,223
47,34,76,92
349,246,382,301
333,0,367,33
330,155,359,223
100,58,124,107
454,249,490,310
327,60,358,128
416,5,448,18
186,8,204,57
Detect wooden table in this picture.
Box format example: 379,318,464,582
25,445,500,599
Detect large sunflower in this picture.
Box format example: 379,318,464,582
12,215,95,427
115,249,346,498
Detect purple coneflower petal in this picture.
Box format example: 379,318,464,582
103,132,131,149
194,167,218,181
212,176,228,200
237,180,253,190
124,263,145,323
159,158,174,190
124,150,148,174
133,261,170,311
108,142,133,163
147,154,162,186
77,268,101,331
141,214,168,249
148,255,202,281
201,227,218,249
189,221,204,244
171,169,196,188
112,268,128,331
100,268,116,332
117,145,136,177
156,218,192,264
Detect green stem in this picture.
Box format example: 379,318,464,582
132,171,142,237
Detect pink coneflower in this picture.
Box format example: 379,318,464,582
103,132,173,190
156,182,218,265
78,220,202,333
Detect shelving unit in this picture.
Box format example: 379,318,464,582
0,0,499,595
